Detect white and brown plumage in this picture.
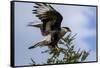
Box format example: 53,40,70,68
28,3,71,49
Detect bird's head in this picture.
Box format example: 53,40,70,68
62,27,71,32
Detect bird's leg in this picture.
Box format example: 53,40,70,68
54,45,60,52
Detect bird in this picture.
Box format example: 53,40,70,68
28,23,71,49
28,3,71,50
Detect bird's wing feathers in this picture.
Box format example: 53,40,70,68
28,23,42,28
33,3,62,22
33,3,63,36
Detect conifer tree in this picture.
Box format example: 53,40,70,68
30,33,89,65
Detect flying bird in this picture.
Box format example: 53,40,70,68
28,3,71,50
28,23,71,49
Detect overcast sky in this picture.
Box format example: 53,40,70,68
14,2,97,66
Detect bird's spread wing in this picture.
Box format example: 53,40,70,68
28,23,42,28
28,23,45,35
33,3,63,36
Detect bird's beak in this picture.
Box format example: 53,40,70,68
69,30,71,32
68,29,71,32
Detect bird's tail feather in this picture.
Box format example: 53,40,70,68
28,42,43,49
28,37,50,49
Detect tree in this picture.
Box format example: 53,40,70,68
29,33,89,65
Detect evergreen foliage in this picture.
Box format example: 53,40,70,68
29,33,89,65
